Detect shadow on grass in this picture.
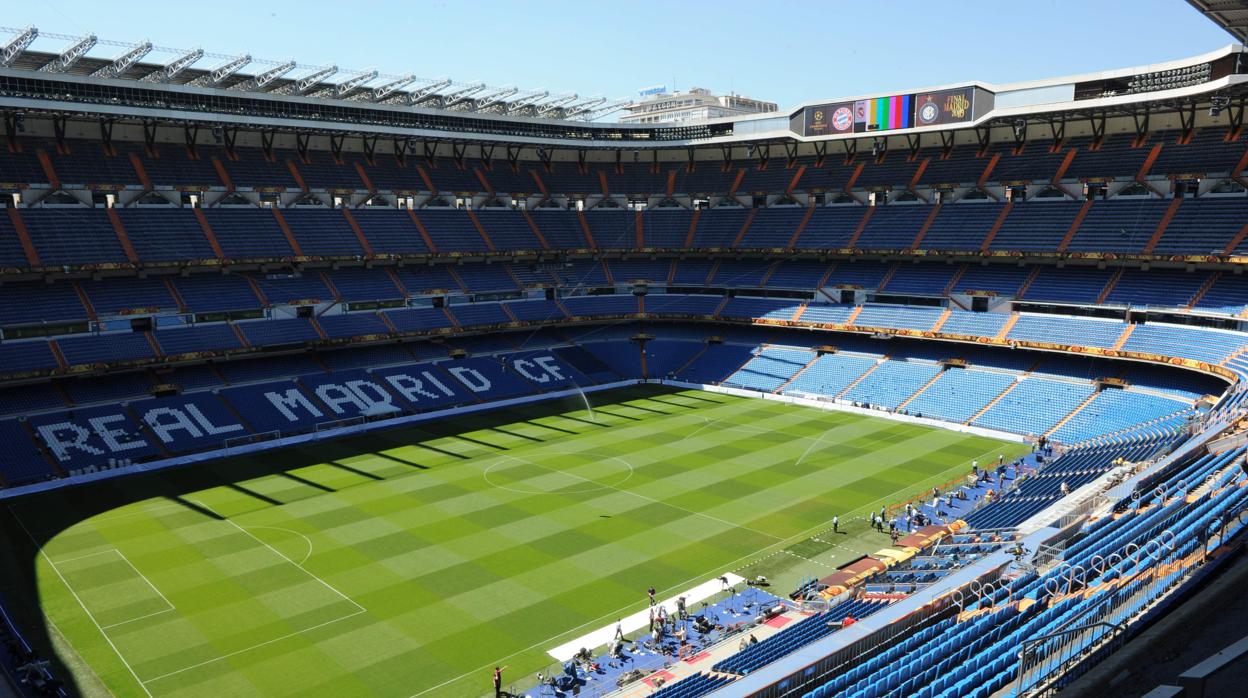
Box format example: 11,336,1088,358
588,408,642,422
523,419,577,435
227,482,285,507
327,460,385,481
0,383,687,696
488,426,544,443
559,414,611,429
375,452,433,470
171,495,225,521
659,391,726,405
612,401,675,416
281,472,336,493
451,434,510,452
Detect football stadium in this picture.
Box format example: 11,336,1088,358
2,3,1248,697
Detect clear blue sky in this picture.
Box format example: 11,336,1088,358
12,0,1235,111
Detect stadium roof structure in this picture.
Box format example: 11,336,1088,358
1,27,1247,154
1187,0,1248,43
0,25,629,121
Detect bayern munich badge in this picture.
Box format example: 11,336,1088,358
832,106,853,132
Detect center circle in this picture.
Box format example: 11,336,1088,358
482,452,635,494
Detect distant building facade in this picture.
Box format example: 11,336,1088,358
619,86,777,124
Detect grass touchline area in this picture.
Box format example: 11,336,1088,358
0,385,1029,697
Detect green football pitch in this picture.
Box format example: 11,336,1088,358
0,385,1028,697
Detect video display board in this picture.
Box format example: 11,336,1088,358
911,87,975,127
791,86,984,137
855,95,913,131
799,101,856,136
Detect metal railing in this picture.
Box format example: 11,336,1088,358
1056,494,1111,529
1031,541,1068,570
1016,620,1126,696
1014,525,1204,697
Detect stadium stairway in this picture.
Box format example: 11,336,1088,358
773,353,820,393
834,356,887,399
964,378,1022,424
1044,389,1103,438
895,366,948,411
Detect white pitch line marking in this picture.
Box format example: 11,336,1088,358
483,452,635,495
141,609,366,685
101,608,175,630
89,501,187,525
189,499,364,613
243,525,316,568
111,548,176,614
681,417,720,442
782,550,834,569
7,509,155,698
49,548,121,565
46,548,177,638
406,433,1018,698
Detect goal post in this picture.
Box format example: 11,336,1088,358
223,430,280,454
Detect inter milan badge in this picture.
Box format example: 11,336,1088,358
918,100,940,125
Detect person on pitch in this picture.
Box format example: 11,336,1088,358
492,665,508,697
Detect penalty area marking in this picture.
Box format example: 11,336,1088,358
242,524,316,568
132,501,369,687
45,548,177,630
8,509,157,698
187,499,364,613
140,609,367,686
12,498,367,694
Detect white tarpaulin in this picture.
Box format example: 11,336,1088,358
546,573,745,661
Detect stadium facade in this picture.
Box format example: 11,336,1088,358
619,87,778,125
2,17,1248,697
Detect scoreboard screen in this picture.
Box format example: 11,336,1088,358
791,86,988,137
912,87,976,127
799,101,856,136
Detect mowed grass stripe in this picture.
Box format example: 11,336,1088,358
8,386,1028,697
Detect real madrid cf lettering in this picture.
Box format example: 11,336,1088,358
792,85,986,137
